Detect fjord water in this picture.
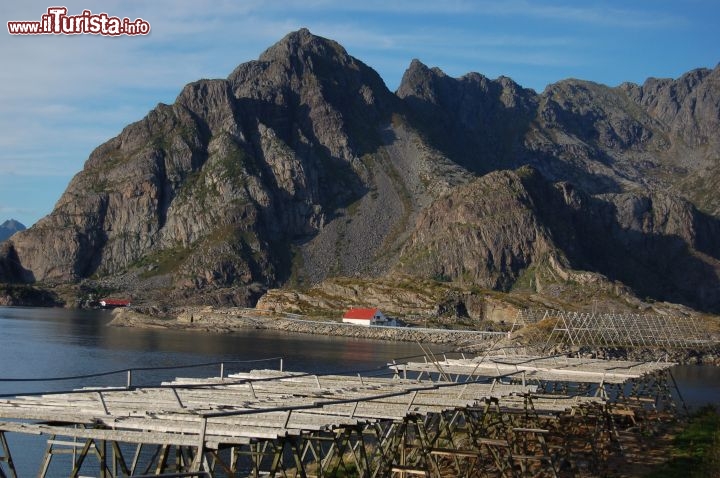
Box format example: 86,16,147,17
0,307,437,395
0,307,718,476
0,306,440,475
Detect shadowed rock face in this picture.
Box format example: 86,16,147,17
1,30,719,312
620,67,720,148
397,59,538,175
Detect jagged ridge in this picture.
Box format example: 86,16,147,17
1,29,719,313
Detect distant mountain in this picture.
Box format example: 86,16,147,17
0,219,25,242
1,29,719,313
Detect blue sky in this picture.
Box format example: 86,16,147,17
1,0,718,227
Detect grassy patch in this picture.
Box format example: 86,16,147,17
646,406,720,478
174,136,253,207
511,264,538,292
217,140,255,180
287,246,306,290
136,245,193,278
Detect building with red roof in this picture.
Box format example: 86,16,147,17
99,298,131,308
342,308,388,326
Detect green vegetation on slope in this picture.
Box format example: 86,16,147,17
646,406,720,478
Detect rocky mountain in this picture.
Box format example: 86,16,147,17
397,167,720,312
0,219,25,242
1,29,719,314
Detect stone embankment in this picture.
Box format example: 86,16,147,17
109,306,505,346
109,306,719,364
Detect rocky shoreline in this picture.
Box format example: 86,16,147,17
109,306,504,347
109,306,719,365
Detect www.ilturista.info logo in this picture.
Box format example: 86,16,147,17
8,7,150,36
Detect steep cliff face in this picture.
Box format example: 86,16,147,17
531,68,720,214
589,192,720,310
518,171,720,311
397,59,538,173
1,30,719,313
0,242,25,283
396,170,560,290
9,86,268,289
621,66,720,149
229,28,396,162
619,66,720,216
395,166,720,312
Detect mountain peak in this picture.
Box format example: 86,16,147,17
258,28,350,65
228,27,394,161
405,58,448,77
397,59,445,100
0,219,26,242
229,27,386,95
405,58,431,73
1,219,25,229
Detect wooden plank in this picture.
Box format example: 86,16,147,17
512,428,549,434
103,417,286,441
46,440,89,448
0,355,674,455
390,465,428,475
430,448,479,458
391,356,675,384
476,438,510,447
0,421,201,446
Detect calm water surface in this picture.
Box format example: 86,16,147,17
0,307,439,394
0,307,718,476
0,307,444,476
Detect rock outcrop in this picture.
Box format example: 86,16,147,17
396,169,559,290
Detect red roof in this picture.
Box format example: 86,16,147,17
343,308,379,320
100,298,131,306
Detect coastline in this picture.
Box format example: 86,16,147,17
109,306,720,365
109,306,506,347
